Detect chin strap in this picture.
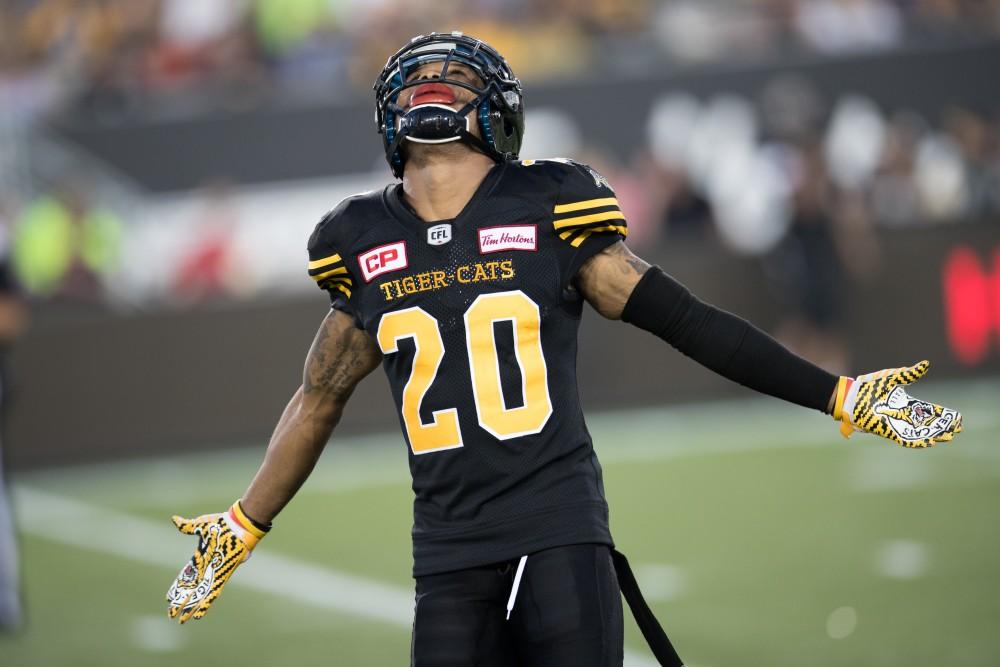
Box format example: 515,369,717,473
455,129,498,162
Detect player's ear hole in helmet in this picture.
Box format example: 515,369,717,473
373,31,525,178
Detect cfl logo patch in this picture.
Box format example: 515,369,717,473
359,241,409,282
427,223,452,246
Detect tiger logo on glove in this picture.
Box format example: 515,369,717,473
167,558,216,614
833,360,963,448
873,386,959,444
167,503,266,623
166,522,223,617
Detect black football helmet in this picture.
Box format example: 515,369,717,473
374,31,524,178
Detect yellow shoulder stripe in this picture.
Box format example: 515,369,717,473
330,283,352,298
562,224,628,247
311,266,350,281
308,254,342,271
553,197,619,214
558,224,628,240
553,210,626,230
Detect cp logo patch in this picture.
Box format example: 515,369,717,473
359,241,408,282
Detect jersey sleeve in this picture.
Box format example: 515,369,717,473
549,160,628,285
306,208,361,325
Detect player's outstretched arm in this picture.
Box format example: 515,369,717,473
575,242,962,447
241,309,382,522
166,310,382,623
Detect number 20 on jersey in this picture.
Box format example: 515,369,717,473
376,290,553,454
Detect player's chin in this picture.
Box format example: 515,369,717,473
405,142,478,161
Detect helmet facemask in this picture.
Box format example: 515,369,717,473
374,32,524,178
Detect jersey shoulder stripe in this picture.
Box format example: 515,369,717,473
307,253,352,297
308,253,341,271
552,197,627,248
522,158,629,248
553,197,618,214
306,188,387,299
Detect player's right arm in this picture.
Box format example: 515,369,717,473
240,308,382,524
166,308,381,623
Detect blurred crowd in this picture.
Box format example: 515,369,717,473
621,93,1000,248
3,87,994,310
605,88,1000,372
0,0,998,312
0,186,122,303
2,0,1000,120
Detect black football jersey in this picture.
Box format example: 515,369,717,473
307,159,628,576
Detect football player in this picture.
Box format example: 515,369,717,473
167,32,963,666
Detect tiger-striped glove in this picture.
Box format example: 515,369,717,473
166,501,268,623
832,360,963,448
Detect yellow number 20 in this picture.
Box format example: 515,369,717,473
376,307,463,454
376,290,552,454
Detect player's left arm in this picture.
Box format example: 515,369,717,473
575,241,963,447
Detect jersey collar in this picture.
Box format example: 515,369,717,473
383,161,508,232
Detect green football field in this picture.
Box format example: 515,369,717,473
2,377,998,667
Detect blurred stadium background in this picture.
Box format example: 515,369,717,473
1,0,999,665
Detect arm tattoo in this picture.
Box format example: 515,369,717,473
576,241,652,320
303,313,380,400
601,241,650,280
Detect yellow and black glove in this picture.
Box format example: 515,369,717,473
832,360,963,448
166,500,268,623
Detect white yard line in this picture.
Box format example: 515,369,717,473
14,486,413,627
12,486,660,666
19,378,998,501
18,404,838,502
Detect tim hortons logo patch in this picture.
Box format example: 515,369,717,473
478,225,537,254
359,241,408,282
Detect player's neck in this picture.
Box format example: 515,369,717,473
401,149,496,222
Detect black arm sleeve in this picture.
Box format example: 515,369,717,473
621,267,839,413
